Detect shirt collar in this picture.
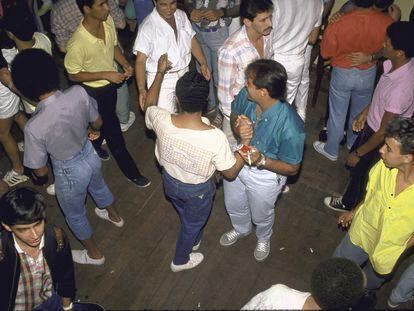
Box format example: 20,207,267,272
383,59,414,80
13,234,45,254
79,17,111,44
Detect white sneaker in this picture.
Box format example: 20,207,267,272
254,241,270,262
120,112,136,132
192,241,201,251
282,185,290,193
219,229,250,246
94,208,124,227
17,141,24,152
2,170,29,187
313,141,338,161
170,252,204,272
71,249,105,265
46,184,55,195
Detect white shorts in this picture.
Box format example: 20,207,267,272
0,82,20,119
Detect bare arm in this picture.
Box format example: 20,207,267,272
191,37,211,80
135,51,148,109
221,153,245,181
257,156,300,176
308,26,321,45
114,45,133,78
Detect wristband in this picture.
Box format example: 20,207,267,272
63,302,73,310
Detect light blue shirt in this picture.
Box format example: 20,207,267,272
231,88,305,165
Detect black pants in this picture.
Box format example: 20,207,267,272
342,125,378,209
83,83,141,180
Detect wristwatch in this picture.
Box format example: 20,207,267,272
256,154,266,169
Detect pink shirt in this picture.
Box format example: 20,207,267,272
367,59,414,132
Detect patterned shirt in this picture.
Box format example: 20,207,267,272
217,25,273,117
13,236,53,310
51,0,124,50
191,0,240,28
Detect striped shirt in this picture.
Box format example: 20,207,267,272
13,236,53,310
217,25,273,117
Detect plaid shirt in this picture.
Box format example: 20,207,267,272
13,236,53,310
217,25,273,117
51,0,124,50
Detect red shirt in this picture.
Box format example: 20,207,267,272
321,9,393,69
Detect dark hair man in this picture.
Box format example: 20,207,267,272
143,55,245,272
220,59,305,262
12,49,123,265
243,258,366,310
324,21,414,212
0,187,75,310
65,0,150,187
335,118,414,290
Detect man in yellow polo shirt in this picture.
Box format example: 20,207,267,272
335,117,414,290
64,0,150,187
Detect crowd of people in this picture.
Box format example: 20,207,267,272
0,0,413,309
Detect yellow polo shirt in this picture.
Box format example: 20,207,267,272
349,160,414,275
64,16,118,88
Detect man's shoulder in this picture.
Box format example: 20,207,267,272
220,28,245,53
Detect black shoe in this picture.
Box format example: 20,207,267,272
129,175,151,188
318,128,327,142
323,196,350,212
96,148,110,161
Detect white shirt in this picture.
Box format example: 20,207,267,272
33,32,52,55
133,8,195,73
242,284,311,310
271,0,323,56
145,106,236,184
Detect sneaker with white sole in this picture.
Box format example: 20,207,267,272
219,229,250,246
313,141,338,161
94,208,124,227
2,170,29,187
170,252,204,272
387,298,400,309
46,184,55,195
323,196,350,212
282,185,290,193
71,249,105,265
120,112,136,132
192,241,201,251
254,241,270,262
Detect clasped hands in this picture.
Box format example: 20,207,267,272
190,8,224,23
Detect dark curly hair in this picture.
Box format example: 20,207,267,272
385,117,414,155
175,71,209,113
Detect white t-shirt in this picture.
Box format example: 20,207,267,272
242,284,311,310
0,48,21,119
133,8,195,73
271,0,323,55
145,106,236,184
33,32,52,55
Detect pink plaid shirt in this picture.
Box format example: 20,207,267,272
217,25,273,117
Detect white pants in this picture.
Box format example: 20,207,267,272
222,116,238,148
273,53,306,112
223,166,286,242
295,45,313,121
147,67,188,113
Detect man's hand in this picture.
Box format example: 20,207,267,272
352,112,367,132
329,12,344,24
190,9,204,23
88,128,100,141
347,52,371,67
139,89,147,110
237,146,260,166
122,63,133,79
346,152,360,167
199,63,211,81
234,115,253,145
105,71,126,84
157,53,172,74
203,9,224,21
338,211,354,228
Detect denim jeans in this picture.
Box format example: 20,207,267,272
116,81,130,124
390,262,414,305
194,26,229,111
133,0,153,25
325,66,376,157
52,141,114,241
333,233,388,290
162,171,216,265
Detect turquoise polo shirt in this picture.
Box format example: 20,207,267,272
231,88,305,165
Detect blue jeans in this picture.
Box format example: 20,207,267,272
162,171,216,265
325,66,376,157
52,141,114,241
390,262,414,305
116,81,130,124
194,26,229,110
333,233,388,290
133,0,154,25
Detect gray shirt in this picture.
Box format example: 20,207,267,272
24,85,99,168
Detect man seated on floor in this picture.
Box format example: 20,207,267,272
0,187,75,310
324,21,414,212
143,54,245,272
11,49,123,265
220,59,305,262
242,258,367,310
335,117,414,291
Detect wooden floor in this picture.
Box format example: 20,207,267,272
1,57,413,310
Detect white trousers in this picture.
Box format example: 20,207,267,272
295,45,313,121
223,166,286,242
147,67,188,113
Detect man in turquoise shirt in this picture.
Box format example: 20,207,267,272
220,59,305,261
